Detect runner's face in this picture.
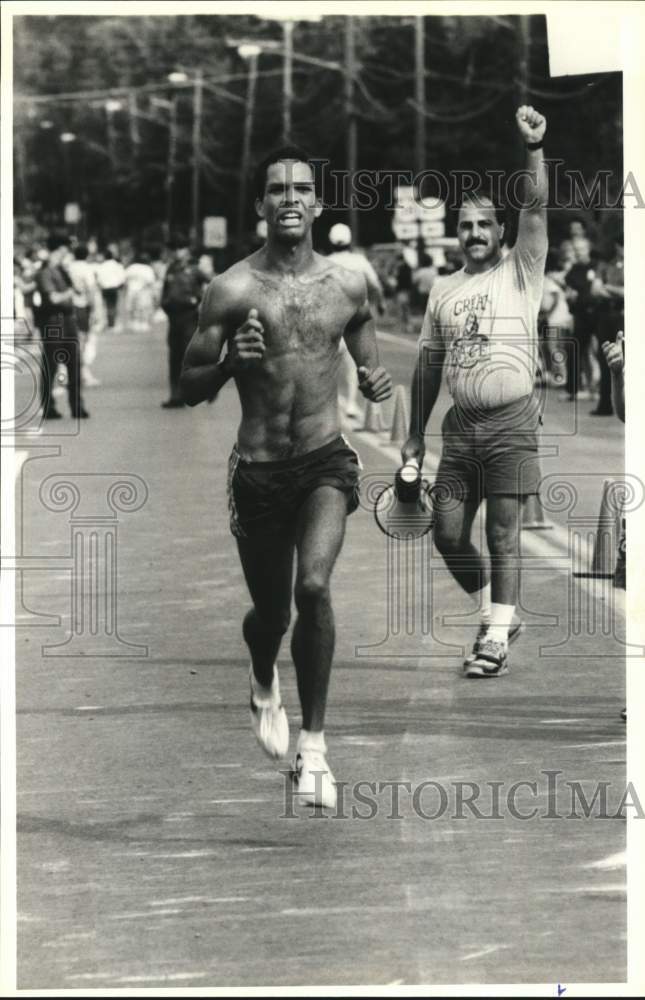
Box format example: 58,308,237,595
257,160,321,243
457,204,503,265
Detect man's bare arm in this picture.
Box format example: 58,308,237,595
515,105,548,254
180,278,266,406
402,307,445,466
179,280,230,406
343,286,392,402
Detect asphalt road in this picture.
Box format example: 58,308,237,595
12,320,628,988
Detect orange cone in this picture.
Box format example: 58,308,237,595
574,478,619,578
359,399,383,433
389,385,410,443
521,492,554,530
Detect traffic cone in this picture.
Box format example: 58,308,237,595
521,491,554,530
574,478,618,578
359,399,383,433
389,385,410,443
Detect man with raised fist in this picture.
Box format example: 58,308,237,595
180,146,392,808
403,106,549,679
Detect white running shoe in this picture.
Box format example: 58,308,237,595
292,748,337,810
82,370,102,388
249,666,289,760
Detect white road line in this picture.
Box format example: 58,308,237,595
461,944,509,961
113,850,220,859
66,974,114,981
281,905,396,916
582,851,626,870
539,719,590,724
561,741,626,749
116,973,209,982
109,909,183,919
149,897,249,906
542,884,626,894
208,797,271,804
239,846,296,853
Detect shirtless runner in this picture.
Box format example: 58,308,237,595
180,146,392,808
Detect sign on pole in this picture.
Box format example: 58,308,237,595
64,203,81,225
203,216,227,248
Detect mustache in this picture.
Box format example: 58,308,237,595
466,239,487,248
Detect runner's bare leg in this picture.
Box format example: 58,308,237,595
291,486,347,732
236,534,295,689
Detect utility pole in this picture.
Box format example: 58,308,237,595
191,70,204,245
414,17,426,183
237,46,261,253
344,16,358,242
282,20,293,142
165,94,178,241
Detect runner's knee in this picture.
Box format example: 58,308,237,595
433,523,466,557
244,606,291,637
294,573,330,610
486,520,518,556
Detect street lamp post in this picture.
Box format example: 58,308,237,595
191,70,204,246
167,69,204,246
60,131,76,223
236,44,262,253
165,93,178,240
282,20,294,142
414,17,426,183
104,98,122,170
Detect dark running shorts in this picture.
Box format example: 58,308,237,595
227,435,362,540
434,395,542,503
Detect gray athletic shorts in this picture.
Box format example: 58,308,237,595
433,395,542,503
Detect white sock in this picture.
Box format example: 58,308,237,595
297,729,327,754
469,583,492,624
487,603,515,644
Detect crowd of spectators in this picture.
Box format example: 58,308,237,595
539,218,624,414
13,215,624,420
13,233,216,416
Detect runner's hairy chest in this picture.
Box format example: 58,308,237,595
242,272,355,355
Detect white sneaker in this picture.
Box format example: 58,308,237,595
82,370,102,388
292,748,337,809
249,666,289,760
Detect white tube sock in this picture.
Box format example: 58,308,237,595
487,603,515,644
469,583,492,624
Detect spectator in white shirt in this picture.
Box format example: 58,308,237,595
124,251,157,332
97,250,126,331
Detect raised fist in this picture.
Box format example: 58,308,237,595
357,365,393,403
601,330,624,373
516,105,547,145
229,308,266,370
